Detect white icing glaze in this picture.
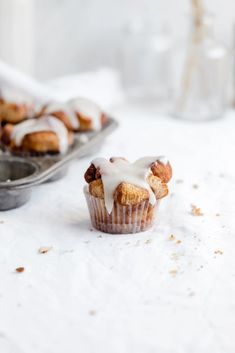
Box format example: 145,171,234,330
92,156,166,214
11,116,69,153
157,155,169,165
43,102,79,130
68,97,102,130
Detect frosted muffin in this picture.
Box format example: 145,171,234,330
1,115,73,154
38,97,107,132
84,156,172,234
0,98,33,125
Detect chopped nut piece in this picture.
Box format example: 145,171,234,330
214,250,223,255
176,240,182,244
15,267,25,273
169,234,175,241
191,204,203,216
38,246,52,254
169,269,178,277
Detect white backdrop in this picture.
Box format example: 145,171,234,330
0,0,234,80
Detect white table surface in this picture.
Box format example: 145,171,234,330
0,105,235,353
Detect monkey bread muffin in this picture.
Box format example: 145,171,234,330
84,156,172,234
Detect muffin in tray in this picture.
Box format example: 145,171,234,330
1,115,73,155
84,156,172,234
38,97,107,132
0,98,34,125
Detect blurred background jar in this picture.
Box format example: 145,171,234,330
173,4,230,121
121,18,173,108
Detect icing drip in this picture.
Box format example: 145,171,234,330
157,155,169,165
68,97,102,130
92,156,165,213
11,116,69,153
44,102,79,129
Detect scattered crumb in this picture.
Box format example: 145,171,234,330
90,228,93,232
176,179,183,184
125,241,130,245
84,240,90,244
169,234,181,245
97,235,102,238
145,239,152,244
191,204,203,216
38,246,53,254
214,250,223,255
15,267,25,273
215,213,220,217
192,184,199,189
219,173,225,178
0,220,4,224
89,310,97,316
169,269,178,277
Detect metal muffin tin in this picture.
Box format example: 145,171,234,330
0,117,118,211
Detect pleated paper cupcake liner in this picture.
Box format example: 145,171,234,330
84,188,159,234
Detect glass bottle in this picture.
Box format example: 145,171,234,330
121,18,173,106
174,13,230,121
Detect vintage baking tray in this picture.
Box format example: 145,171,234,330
0,117,118,211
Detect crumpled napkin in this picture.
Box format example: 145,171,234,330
0,60,124,109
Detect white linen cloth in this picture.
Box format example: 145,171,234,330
0,67,235,353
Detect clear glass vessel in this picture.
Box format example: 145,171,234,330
121,18,173,105
173,14,230,121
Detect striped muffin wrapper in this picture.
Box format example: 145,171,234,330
84,187,159,234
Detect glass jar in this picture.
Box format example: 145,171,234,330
121,19,173,106
173,13,230,121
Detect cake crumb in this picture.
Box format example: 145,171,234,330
145,239,152,244
169,234,175,241
214,250,223,255
89,310,97,316
176,240,182,244
169,269,178,277
192,184,199,189
215,213,220,217
191,204,203,216
0,220,4,224
15,267,25,273
38,246,52,254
